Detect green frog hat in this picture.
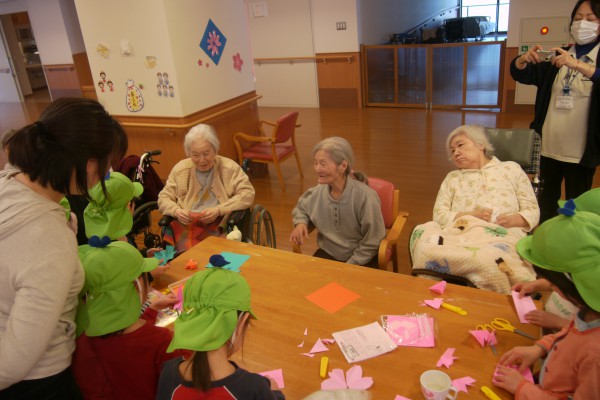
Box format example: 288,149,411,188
84,171,143,240
517,200,600,312
557,188,600,216
167,266,255,352
76,171,159,336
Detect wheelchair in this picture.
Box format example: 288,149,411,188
157,203,277,251
410,127,542,287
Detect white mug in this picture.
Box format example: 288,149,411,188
420,370,458,400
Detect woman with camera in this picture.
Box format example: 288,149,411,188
511,0,600,223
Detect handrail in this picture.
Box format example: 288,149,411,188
405,6,460,36
120,95,262,129
254,55,353,65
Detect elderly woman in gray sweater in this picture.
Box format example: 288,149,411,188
290,137,385,267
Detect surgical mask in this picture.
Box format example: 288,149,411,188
571,20,600,45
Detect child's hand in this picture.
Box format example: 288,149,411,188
524,310,569,330
512,278,551,297
499,345,545,371
150,263,171,280
146,247,162,258
149,292,178,311
492,365,525,394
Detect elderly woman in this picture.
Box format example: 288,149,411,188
158,124,255,252
290,137,385,267
410,125,539,293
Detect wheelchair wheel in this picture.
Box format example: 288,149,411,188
127,201,163,254
246,204,276,248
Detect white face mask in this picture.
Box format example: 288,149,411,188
571,19,600,45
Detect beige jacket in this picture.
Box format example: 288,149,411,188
158,156,255,222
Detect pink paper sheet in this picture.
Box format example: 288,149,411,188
309,338,329,354
452,376,476,393
321,365,373,390
429,280,447,294
385,315,434,347
259,368,285,389
424,298,443,309
494,364,534,383
511,290,537,323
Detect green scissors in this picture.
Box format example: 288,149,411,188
490,317,536,340
475,324,497,355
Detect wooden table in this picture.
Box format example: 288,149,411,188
156,236,540,399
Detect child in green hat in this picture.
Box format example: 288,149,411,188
156,265,285,399
493,201,600,398
72,172,186,400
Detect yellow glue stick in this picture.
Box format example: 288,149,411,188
319,356,329,378
441,302,467,315
481,386,502,400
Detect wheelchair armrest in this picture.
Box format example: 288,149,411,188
226,209,249,233
158,215,174,227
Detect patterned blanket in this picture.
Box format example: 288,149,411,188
410,215,535,294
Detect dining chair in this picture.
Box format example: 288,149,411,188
233,111,303,191
292,177,409,273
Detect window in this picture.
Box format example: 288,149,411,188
461,0,510,33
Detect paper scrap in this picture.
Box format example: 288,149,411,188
173,285,184,312
300,352,315,358
309,338,329,354
297,340,304,348
332,322,397,363
436,348,458,368
429,280,447,294
322,338,335,344
424,298,443,310
305,282,361,313
321,365,373,390
394,396,411,400
259,368,284,389
304,327,308,336
452,376,476,393
511,290,537,323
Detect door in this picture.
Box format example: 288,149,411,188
0,20,22,102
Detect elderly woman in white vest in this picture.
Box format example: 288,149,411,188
158,124,255,252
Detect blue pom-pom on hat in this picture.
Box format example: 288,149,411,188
209,254,230,267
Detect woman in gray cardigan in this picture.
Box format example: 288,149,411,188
290,137,385,267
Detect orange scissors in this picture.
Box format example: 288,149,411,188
475,324,497,355
490,317,536,340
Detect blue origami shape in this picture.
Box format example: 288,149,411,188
88,235,111,248
154,245,176,266
205,252,250,272
558,199,576,216
199,19,227,65
209,254,230,268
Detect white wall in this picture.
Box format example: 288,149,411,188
247,0,319,107
507,0,574,47
75,0,256,117
356,0,459,45
27,0,74,64
311,0,359,53
59,0,85,54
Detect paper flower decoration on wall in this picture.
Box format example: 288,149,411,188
199,19,227,65
233,53,243,71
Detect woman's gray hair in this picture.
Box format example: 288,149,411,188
184,124,220,156
446,125,494,161
312,136,368,183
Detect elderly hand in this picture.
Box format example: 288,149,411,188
290,223,309,246
197,207,220,224
496,213,528,229
175,208,192,225
456,208,492,222
492,365,526,394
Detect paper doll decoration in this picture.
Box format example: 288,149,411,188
98,81,105,92
125,80,144,112
107,81,114,92
199,19,227,65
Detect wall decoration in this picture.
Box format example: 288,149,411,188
98,81,105,92
120,40,133,56
107,80,114,92
99,71,106,82
197,59,203,67
96,44,110,59
125,79,144,112
157,84,163,96
233,53,243,71
156,73,175,98
145,56,157,69
199,19,227,65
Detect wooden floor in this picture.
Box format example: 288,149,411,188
2,102,599,275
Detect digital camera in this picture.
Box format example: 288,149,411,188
536,50,555,62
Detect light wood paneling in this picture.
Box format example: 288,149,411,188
316,52,362,108
72,52,94,87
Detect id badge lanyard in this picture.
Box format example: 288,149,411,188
562,64,579,95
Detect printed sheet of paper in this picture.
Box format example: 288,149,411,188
332,322,397,363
